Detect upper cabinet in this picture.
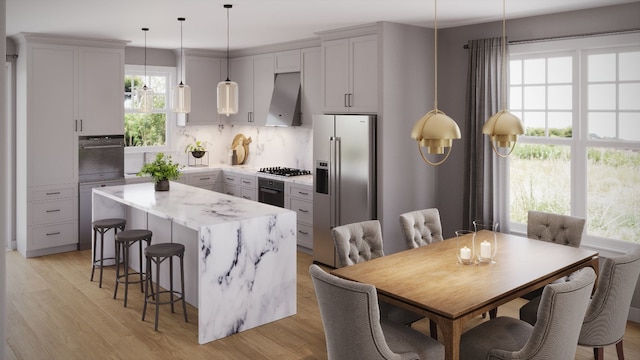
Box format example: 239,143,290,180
321,34,378,113
78,47,125,135
229,53,275,126
274,49,301,73
300,47,322,128
182,52,223,125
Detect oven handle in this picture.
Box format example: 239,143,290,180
81,144,124,149
260,188,281,195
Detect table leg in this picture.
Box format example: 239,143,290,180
438,318,463,360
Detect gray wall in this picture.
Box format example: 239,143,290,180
437,2,640,317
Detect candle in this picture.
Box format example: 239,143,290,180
460,246,471,260
481,240,492,259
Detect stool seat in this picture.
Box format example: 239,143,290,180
145,243,184,257
143,242,188,331
91,218,126,288
114,229,153,307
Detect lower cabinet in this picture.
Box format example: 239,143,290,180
222,171,257,201
285,182,313,249
186,170,221,192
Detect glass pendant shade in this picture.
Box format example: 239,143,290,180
411,109,461,154
138,85,154,113
217,80,238,116
172,82,191,113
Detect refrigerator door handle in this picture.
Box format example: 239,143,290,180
329,136,336,228
333,136,341,227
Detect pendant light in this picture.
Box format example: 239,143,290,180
410,0,461,166
217,4,239,116
482,0,524,157
137,27,154,113
172,17,191,113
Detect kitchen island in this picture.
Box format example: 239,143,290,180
92,182,297,344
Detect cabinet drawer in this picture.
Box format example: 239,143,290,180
290,198,312,224
296,222,313,249
223,184,239,197
30,185,76,201
30,198,76,225
239,176,256,188
240,187,257,201
29,222,78,250
287,184,312,201
223,173,239,185
190,171,220,187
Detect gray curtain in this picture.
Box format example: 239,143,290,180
463,37,508,231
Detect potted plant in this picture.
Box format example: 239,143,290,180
137,152,183,191
185,140,207,159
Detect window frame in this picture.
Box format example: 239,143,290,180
124,64,177,154
506,33,640,251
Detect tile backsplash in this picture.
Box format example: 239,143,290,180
125,124,313,174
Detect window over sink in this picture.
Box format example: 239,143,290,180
124,65,176,151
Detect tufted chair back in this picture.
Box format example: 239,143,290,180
332,220,385,268
399,208,443,249
527,210,585,248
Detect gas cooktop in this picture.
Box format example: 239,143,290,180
258,167,312,177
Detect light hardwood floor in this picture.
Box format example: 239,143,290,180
5,249,640,359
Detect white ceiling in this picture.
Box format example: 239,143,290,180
7,0,638,50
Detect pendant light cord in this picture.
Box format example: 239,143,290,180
434,0,438,111
501,0,507,111
226,5,231,81
143,28,148,85
179,18,185,85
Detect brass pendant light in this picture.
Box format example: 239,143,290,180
482,0,524,157
172,17,191,114
411,0,461,166
217,4,239,116
137,27,154,113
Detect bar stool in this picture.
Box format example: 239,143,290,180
142,243,188,331
91,218,126,288
114,229,153,307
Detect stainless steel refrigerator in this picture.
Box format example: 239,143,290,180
313,114,376,267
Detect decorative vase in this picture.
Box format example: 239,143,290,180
191,150,206,159
155,179,170,191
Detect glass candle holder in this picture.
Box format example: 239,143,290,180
473,220,498,264
455,230,475,265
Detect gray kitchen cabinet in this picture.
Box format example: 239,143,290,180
300,47,322,128
182,52,223,125
187,170,221,192
321,34,377,113
274,49,301,73
238,175,257,201
229,54,274,126
222,172,240,196
13,34,127,257
285,182,313,249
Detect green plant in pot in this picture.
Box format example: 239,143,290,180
185,140,207,159
137,152,183,191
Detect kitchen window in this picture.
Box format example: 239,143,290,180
507,33,640,247
124,65,175,151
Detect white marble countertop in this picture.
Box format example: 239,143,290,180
93,181,293,231
126,165,313,187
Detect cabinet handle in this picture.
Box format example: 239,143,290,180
46,209,61,213
199,177,210,180
344,94,348,108
242,180,251,184
298,209,309,213
242,196,251,199
226,192,234,195
75,119,78,131
46,232,61,236
298,191,309,196
298,230,309,235
80,119,83,131
226,177,234,181
46,192,61,195
348,93,353,107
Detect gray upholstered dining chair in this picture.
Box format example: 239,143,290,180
331,220,424,327
309,264,445,360
399,208,443,249
460,267,596,360
520,246,640,360
527,210,585,248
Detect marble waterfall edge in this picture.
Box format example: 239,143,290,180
198,212,297,343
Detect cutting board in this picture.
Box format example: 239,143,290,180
231,134,252,165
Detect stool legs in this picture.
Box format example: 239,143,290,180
142,250,188,331
114,237,151,307
91,225,121,288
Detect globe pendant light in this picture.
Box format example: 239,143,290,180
137,27,154,113
172,17,191,113
410,0,461,166
482,0,524,157
217,4,239,116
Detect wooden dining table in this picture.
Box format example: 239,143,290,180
331,231,599,360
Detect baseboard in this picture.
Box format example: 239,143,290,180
628,306,640,324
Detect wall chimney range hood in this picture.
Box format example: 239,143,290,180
266,72,301,127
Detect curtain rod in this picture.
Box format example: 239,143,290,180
463,28,640,49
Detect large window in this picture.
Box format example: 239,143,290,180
507,34,640,246
124,65,175,151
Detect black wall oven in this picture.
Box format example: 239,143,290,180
258,177,285,208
